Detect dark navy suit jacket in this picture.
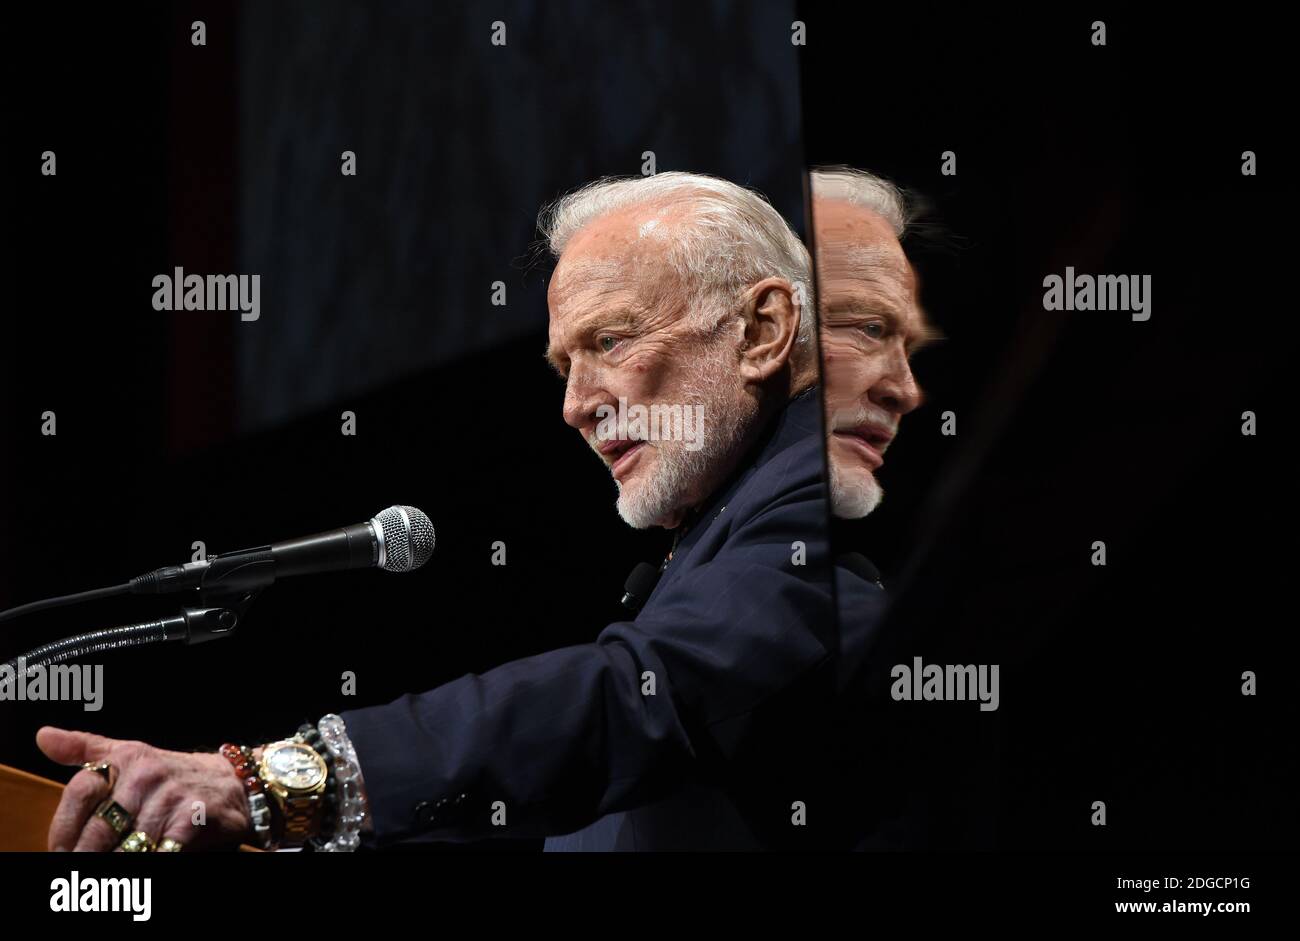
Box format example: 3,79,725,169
339,387,884,850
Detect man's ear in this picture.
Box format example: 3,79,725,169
738,277,801,384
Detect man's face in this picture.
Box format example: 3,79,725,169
546,206,756,529
815,198,933,518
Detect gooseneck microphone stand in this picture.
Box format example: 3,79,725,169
2,603,251,677
2,554,278,677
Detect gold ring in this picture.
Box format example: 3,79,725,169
116,830,156,853
93,799,133,838
82,762,114,787
156,837,184,853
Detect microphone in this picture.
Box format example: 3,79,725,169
620,562,661,613
129,505,436,597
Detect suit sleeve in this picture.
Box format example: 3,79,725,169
338,470,833,847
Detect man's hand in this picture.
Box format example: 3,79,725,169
36,726,253,852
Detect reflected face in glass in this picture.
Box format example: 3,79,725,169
814,198,934,518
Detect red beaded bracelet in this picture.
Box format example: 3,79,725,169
219,743,263,794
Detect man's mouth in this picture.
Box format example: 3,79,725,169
832,423,893,470
599,439,648,480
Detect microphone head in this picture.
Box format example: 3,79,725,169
624,562,660,597
372,505,436,573
620,561,661,613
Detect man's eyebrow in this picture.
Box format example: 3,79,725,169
824,296,903,318
544,345,567,377
823,300,945,355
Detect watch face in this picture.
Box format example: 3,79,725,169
265,744,326,790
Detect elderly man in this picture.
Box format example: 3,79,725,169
36,172,850,852
810,166,938,520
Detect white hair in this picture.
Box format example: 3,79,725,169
539,171,814,347
809,166,912,238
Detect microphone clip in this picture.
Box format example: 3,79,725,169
186,576,267,645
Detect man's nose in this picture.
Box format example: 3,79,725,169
562,369,611,432
868,348,924,416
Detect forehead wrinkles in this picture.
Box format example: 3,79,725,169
818,244,905,280
820,245,915,310
553,258,626,296
551,256,637,324
555,260,690,330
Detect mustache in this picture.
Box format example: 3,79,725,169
829,404,899,436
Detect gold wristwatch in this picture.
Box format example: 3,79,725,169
258,739,329,846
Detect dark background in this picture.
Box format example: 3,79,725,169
3,0,807,852
802,6,1295,849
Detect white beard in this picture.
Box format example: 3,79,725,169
610,346,755,530
828,459,883,519
826,401,895,519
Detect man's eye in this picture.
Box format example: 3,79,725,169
859,322,886,340
598,335,621,353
